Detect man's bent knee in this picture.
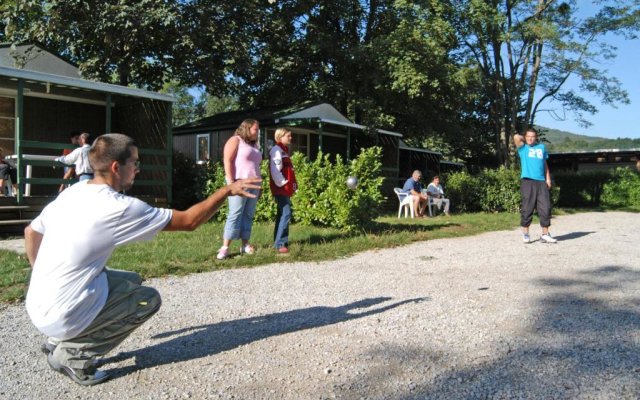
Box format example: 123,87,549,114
135,286,162,321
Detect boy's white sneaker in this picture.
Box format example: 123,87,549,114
540,233,557,243
523,234,531,244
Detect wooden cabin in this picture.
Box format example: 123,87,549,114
0,45,174,232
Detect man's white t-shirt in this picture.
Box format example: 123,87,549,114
25,181,172,340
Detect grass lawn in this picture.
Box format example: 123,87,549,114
1,211,529,303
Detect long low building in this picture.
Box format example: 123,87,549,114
548,149,640,172
173,102,463,197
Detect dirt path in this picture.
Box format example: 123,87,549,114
1,211,639,399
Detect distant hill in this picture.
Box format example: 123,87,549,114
535,126,640,153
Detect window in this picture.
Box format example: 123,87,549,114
0,96,15,154
265,130,308,157
196,134,210,163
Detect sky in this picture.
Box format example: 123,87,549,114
534,5,640,140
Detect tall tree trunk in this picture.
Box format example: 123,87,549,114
491,36,507,166
524,0,546,126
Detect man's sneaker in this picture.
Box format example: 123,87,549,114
541,233,557,243
47,353,109,386
523,234,531,244
40,338,58,355
241,244,255,255
216,246,229,260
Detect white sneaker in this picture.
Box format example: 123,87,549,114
523,234,531,244
540,233,557,243
241,244,255,255
216,246,229,260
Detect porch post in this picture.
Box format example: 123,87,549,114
105,93,112,133
166,101,173,206
318,121,323,154
346,127,351,161
15,79,24,203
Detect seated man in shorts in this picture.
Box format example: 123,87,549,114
402,170,429,217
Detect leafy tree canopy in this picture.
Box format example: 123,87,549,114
2,0,638,168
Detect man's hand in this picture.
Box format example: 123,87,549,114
228,178,262,197
164,177,263,232
513,134,525,148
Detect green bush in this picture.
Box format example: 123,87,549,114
292,147,386,231
199,159,228,221
199,146,386,232
445,167,519,213
444,171,480,213
439,167,640,212
476,167,521,213
601,167,640,208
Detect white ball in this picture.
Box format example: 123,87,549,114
346,176,358,190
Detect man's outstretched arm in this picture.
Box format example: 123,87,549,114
164,178,262,231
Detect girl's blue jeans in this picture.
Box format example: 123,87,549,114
223,189,260,241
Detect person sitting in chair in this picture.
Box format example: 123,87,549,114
0,147,18,196
426,175,450,216
402,170,429,217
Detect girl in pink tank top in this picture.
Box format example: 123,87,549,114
218,119,263,260
233,137,262,180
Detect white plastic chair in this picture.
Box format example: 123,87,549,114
428,197,437,216
421,189,436,217
394,188,415,218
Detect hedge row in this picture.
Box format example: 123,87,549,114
174,149,640,224
444,167,640,212
173,147,386,232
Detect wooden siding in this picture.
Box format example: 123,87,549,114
24,96,104,148
112,99,171,199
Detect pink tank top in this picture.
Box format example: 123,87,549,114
234,137,262,179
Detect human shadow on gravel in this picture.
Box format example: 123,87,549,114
102,296,427,379
359,265,640,399
552,231,595,241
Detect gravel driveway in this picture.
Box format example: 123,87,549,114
1,211,639,399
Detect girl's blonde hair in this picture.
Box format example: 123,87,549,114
274,128,291,143
234,119,259,144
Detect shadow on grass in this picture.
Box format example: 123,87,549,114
103,296,427,379
299,221,461,246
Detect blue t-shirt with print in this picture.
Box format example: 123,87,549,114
402,177,423,194
518,143,547,181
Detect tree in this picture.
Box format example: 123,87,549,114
160,81,205,127
453,0,640,166
2,0,185,89
210,0,403,125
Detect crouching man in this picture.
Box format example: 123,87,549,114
24,133,261,386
